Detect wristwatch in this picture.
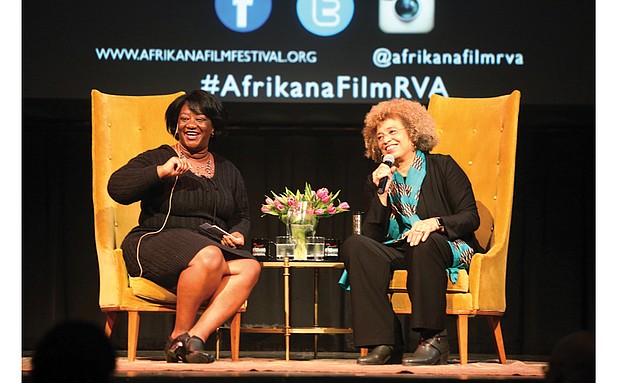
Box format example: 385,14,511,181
436,217,444,228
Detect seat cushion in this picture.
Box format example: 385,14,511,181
390,269,469,293
129,276,177,304
390,269,469,313
447,269,469,293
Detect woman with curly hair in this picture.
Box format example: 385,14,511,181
341,98,483,366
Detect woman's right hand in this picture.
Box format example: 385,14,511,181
372,162,395,205
157,156,190,179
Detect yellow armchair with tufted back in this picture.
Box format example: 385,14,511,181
91,89,245,362
366,90,520,364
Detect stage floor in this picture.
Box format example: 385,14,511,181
22,351,547,382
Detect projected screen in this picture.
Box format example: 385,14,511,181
23,0,593,125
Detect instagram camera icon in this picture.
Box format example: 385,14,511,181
379,0,435,34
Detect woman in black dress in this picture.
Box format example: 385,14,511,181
108,90,261,363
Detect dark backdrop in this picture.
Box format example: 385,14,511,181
22,98,594,357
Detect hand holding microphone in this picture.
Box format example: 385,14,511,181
157,156,190,179
376,154,395,194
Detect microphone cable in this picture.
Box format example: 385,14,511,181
135,175,178,278
135,147,181,278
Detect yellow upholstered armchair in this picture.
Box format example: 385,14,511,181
363,90,520,364
91,89,245,362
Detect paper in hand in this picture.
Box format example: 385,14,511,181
199,222,232,241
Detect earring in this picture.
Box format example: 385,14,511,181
174,124,179,139
211,131,215,137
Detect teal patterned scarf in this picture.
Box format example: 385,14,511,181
337,151,474,290
384,150,473,283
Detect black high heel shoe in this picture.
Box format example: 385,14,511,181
184,336,215,364
164,333,190,363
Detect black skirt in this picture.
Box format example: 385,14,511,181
121,228,254,289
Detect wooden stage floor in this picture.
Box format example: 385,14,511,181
22,351,547,383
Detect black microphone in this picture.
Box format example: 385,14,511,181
376,154,395,194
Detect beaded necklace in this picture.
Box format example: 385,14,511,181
176,144,214,178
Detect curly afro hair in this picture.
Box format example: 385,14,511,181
362,98,438,163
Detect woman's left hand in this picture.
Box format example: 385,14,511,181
405,218,442,246
222,232,244,249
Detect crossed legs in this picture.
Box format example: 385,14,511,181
171,245,261,342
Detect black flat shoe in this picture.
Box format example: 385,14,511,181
402,330,449,366
164,333,190,363
184,336,215,364
357,345,403,365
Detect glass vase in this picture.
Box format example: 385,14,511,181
289,223,316,260
283,201,317,261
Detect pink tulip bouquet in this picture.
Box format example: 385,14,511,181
261,183,350,224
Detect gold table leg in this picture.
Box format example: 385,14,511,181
314,268,319,358
284,256,290,361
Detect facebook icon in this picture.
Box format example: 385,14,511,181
215,0,272,32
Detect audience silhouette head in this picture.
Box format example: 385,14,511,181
545,330,595,383
32,320,116,383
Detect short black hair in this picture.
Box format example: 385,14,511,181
165,90,228,138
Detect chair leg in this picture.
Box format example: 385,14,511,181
360,348,368,356
456,314,468,365
487,316,507,364
229,311,241,361
104,312,118,337
127,311,140,362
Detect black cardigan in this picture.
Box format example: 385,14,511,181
361,153,483,253
107,145,250,239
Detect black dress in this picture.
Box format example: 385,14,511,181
107,145,254,289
